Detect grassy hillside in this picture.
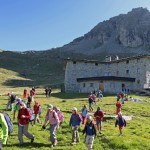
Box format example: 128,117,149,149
0,51,64,93
0,49,137,94
0,89,150,150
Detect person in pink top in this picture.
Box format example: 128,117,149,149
53,107,64,126
42,104,59,148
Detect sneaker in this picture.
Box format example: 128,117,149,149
18,143,23,146
71,142,76,145
50,144,53,148
31,135,34,143
53,141,57,147
99,131,102,134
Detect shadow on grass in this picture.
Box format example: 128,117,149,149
103,117,115,121
6,142,51,148
52,92,87,99
62,110,72,114
104,104,114,106
0,109,7,111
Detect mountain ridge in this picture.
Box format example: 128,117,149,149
57,7,150,57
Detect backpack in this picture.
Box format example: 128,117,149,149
57,111,64,122
10,94,16,103
1,112,13,135
89,97,93,103
25,108,31,122
38,106,42,115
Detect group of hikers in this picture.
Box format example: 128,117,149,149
0,88,127,150
45,87,52,97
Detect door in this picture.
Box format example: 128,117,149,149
100,81,104,92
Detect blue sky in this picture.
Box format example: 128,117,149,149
0,0,150,51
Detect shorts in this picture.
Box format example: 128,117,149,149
119,126,123,129
96,120,102,126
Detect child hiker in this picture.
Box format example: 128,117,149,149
81,105,88,124
83,116,96,150
53,107,64,126
33,101,40,124
69,107,82,145
115,112,126,136
94,107,104,134
23,88,27,99
42,104,59,148
116,100,122,115
27,103,34,126
88,96,93,112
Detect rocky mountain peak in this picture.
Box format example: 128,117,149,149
59,7,150,58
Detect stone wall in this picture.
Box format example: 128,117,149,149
78,80,133,93
64,57,150,93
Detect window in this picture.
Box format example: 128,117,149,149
110,83,115,88
126,60,129,64
83,83,86,87
90,83,93,87
116,71,119,76
95,63,98,66
73,61,76,64
126,70,129,74
108,72,111,76
137,58,140,63
122,84,125,88
104,72,108,76
137,80,140,84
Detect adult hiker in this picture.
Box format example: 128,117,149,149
42,104,59,148
18,102,34,145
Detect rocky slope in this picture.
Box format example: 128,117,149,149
58,7,150,57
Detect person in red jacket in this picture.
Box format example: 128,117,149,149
18,102,34,145
33,101,40,124
94,107,104,134
23,88,27,98
116,100,122,115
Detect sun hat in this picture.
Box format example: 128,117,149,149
72,107,77,111
118,112,122,115
47,104,53,109
87,115,92,120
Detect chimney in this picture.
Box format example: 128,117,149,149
105,56,111,62
115,55,119,60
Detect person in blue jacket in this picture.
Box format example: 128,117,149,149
83,116,96,150
69,107,82,145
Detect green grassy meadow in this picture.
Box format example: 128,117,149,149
0,89,150,150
